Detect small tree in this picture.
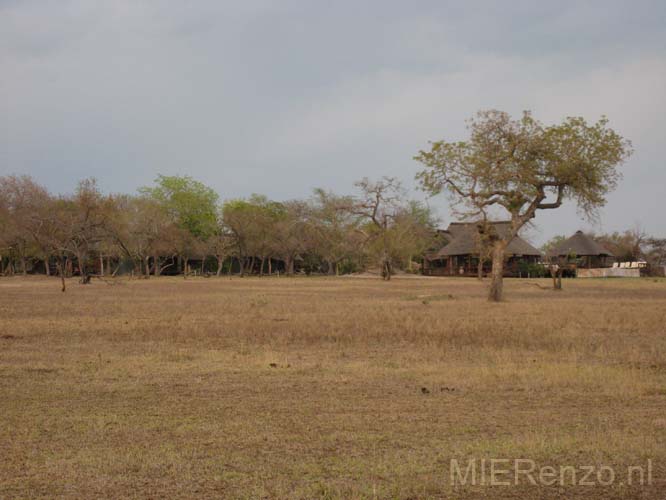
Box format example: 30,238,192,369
541,235,569,290
350,177,405,280
271,200,310,276
416,110,631,301
308,189,360,275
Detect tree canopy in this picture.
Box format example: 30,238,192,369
140,175,219,240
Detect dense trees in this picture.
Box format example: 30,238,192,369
0,174,440,287
416,110,632,301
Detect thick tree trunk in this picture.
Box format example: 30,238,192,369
99,255,104,277
154,255,161,276
488,242,506,302
216,256,224,277
259,256,266,276
268,258,272,275
238,256,245,277
285,256,294,276
44,257,51,276
335,261,339,276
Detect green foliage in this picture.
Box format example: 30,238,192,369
517,261,547,277
140,175,219,239
415,110,632,224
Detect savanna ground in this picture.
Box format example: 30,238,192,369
1,275,666,499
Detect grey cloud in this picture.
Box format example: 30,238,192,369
1,0,664,243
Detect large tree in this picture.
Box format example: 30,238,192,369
140,175,219,240
416,110,632,301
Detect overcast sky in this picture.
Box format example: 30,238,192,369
1,0,664,244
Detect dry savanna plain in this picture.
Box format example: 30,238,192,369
1,275,666,499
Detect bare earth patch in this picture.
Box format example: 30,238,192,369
1,275,665,498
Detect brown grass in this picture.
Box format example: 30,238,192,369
1,275,666,499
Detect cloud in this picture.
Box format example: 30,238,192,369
1,0,665,242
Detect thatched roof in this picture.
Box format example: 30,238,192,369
546,230,614,257
429,221,542,259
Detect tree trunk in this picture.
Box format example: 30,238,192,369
285,256,294,276
238,256,245,277
488,241,506,302
335,261,339,276
21,255,27,276
268,258,272,275
381,258,392,281
99,255,104,277
549,264,563,290
216,256,224,277
56,257,66,292
200,257,205,275
477,258,484,280
548,264,563,290
77,252,90,284
44,257,51,276
154,255,161,276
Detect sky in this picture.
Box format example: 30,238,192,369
1,0,665,245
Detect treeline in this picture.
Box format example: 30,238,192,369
0,174,441,289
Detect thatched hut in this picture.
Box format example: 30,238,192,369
424,221,542,277
546,230,614,268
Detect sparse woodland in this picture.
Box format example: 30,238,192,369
0,174,439,287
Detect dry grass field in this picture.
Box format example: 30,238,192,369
1,275,666,499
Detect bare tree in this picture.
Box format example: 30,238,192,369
349,177,405,280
